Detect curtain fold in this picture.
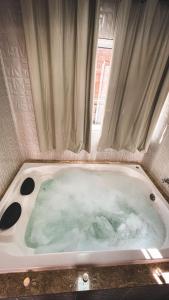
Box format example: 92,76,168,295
21,0,99,152
99,0,169,152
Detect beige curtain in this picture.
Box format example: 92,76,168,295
99,0,169,152
21,0,99,152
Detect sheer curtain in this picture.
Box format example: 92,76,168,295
21,0,99,153
99,0,169,152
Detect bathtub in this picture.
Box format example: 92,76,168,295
0,162,169,273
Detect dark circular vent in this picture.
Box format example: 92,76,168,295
0,202,22,230
150,193,155,201
20,177,35,195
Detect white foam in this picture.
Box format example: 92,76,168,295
25,168,165,254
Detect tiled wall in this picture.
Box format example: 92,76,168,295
0,0,39,161
0,51,23,197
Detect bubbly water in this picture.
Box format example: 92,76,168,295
25,168,165,254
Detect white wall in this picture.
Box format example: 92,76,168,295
143,94,169,197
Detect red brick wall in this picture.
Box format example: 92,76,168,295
94,48,112,99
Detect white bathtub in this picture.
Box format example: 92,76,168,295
0,162,169,273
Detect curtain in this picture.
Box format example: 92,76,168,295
21,0,99,152
99,0,169,152
99,0,119,40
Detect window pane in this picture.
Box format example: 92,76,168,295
93,40,113,125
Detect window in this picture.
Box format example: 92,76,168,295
92,38,113,126
92,0,116,129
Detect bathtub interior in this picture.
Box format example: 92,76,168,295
25,168,166,254
0,163,169,272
